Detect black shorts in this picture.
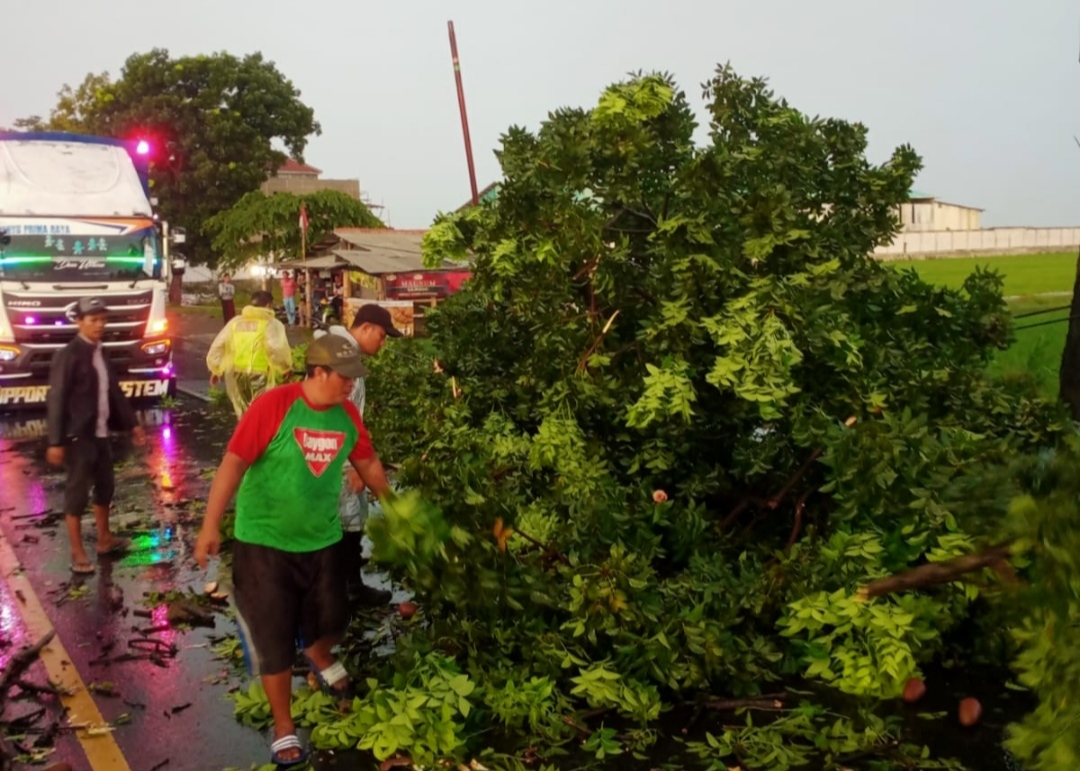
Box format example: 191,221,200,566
64,438,115,516
232,540,347,676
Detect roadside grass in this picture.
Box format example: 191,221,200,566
889,252,1076,397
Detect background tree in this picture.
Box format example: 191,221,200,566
205,189,384,272
12,71,112,132
16,50,320,266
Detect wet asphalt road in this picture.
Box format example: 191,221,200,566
0,398,384,771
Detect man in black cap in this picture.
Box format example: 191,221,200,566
314,302,403,605
46,296,146,574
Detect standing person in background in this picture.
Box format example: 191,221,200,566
219,273,237,322
45,297,146,575
207,291,293,418
314,303,402,605
279,270,297,326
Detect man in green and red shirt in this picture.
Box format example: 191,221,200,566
194,334,391,767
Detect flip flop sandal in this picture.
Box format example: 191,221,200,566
270,734,309,767
96,537,132,557
302,656,355,701
70,561,95,575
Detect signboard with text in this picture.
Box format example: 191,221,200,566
383,270,471,301
0,377,175,408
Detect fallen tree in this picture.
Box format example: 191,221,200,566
252,64,1072,768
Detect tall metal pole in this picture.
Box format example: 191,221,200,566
448,20,480,206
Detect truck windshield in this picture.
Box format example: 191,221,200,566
0,226,163,283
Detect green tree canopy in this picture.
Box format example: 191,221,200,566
16,50,320,266
335,65,1070,767
205,189,384,270
14,71,113,133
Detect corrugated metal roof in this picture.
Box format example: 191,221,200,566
332,229,468,274
331,249,431,274
908,189,934,200
334,228,426,253
277,254,346,270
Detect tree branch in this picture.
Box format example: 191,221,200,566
0,631,55,713
768,416,857,510
576,310,621,372
857,543,1014,601
784,492,810,553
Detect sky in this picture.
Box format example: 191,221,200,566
3,0,1078,229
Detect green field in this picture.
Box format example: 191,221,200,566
889,252,1076,396
890,251,1077,297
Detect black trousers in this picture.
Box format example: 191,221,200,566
232,540,346,676
63,437,115,516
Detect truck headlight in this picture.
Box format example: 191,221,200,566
141,340,171,356
0,345,19,362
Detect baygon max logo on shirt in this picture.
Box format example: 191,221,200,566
293,428,346,477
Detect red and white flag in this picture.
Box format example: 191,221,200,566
299,203,309,235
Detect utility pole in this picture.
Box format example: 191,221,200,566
448,21,480,206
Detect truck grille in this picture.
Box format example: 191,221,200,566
3,289,154,375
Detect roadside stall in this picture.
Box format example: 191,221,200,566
275,253,349,326
330,229,471,336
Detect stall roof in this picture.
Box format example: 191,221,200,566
330,249,460,275
335,228,426,253
277,254,347,270
332,228,463,275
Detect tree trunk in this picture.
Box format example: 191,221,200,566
168,271,183,305
1059,246,1080,419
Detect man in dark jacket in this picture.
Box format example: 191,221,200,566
46,296,146,574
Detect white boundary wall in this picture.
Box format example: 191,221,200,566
875,228,1080,259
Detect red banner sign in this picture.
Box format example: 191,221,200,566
383,270,471,300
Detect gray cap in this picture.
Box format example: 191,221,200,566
74,296,108,318
305,334,369,379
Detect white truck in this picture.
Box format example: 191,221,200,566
0,132,178,409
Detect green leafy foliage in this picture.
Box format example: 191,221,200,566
684,705,966,770
206,190,384,270
350,63,1076,766
231,653,477,764
994,440,1080,769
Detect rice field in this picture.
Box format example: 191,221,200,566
888,252,1076,396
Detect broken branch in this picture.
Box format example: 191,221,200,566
0,631,55,712
705,697,787,712
857,543,1014,601
576,310,621,372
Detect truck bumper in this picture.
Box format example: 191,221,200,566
0,372,176,409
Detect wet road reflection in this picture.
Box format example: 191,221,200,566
0,399,267,769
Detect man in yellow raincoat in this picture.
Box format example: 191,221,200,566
206,291,293,418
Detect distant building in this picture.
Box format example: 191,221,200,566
898,189,982,232
261,158,361,200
